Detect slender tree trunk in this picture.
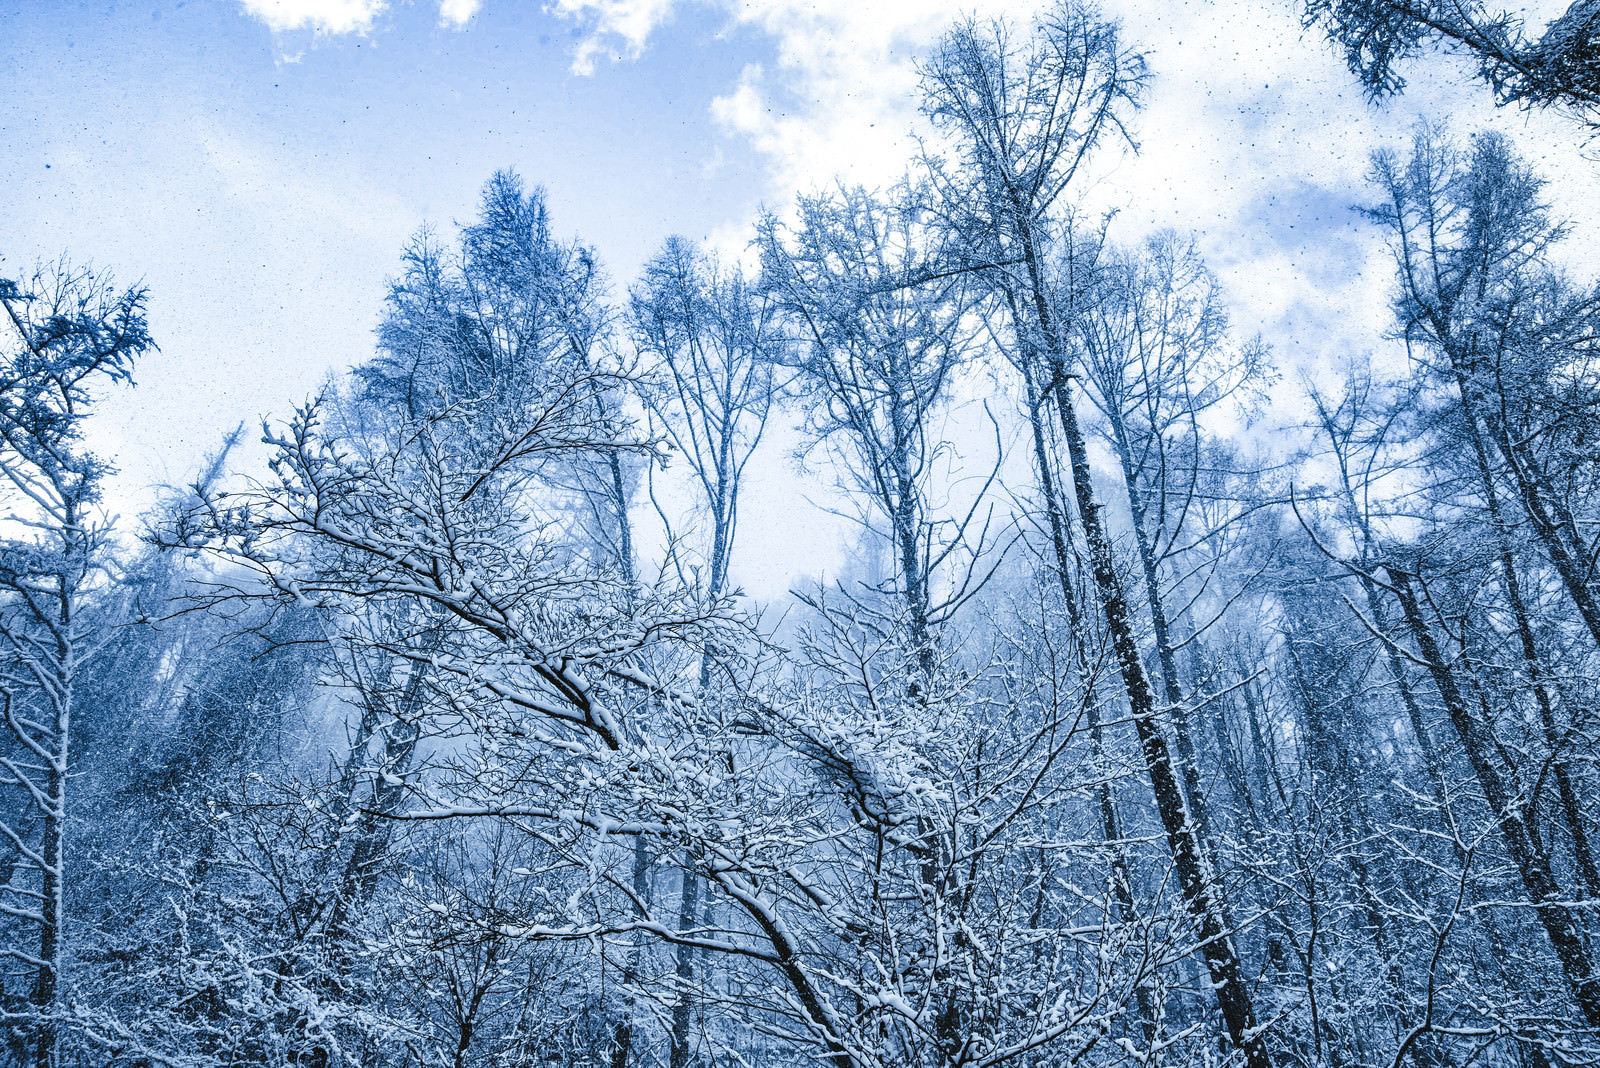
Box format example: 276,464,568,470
888,354,936,690
27,559,75,1068
324,657,429,945
1007,213,1270,1068
33,713,63,1068
1021,359,1157,1049
1505,445,1600,648
1471,370,1600,652
1389,568,1600,1028
671,463,737,1068
611,834,653,1068
602,442,655,1068
1108,418,1210,836
667,864,702,1068
1050,366,1269,1068
1452,371,1600,894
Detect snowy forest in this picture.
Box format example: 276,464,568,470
2,1,1600,1065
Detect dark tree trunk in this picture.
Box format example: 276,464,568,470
1389,568,1600,1029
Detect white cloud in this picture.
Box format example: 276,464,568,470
719,0,1057,192
237,0,387,34
239,0,483,34
438,0,482,28
551,0,1050,187
545,0,682,74
546,0,1598,387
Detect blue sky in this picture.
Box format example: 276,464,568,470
2,0,1594,593
2,0,775,480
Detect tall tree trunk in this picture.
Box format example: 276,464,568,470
1007,212,1270,1068
323,655,430,946
28,551,75,1068
667,863,702,1068
33,688,64,1068
1452,370,1600,895
1021,357,1157,1049
672,457,738,1068
601,441,655,1068
1389,568,1600,1029
1107,418,1211,835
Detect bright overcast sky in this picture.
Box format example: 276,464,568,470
1,0,1594,594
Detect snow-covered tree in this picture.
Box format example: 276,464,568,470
0,260,151,1068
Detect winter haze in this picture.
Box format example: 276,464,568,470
2,0,1599,1065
